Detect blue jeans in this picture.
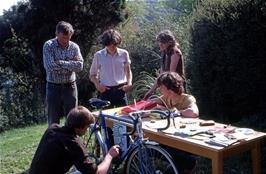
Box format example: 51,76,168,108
46,82,77,125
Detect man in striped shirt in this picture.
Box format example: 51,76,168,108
43,21,83,125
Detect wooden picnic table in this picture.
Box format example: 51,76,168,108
94,107,266,174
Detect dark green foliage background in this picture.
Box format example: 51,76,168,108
187,0,266,122
0,0,127,131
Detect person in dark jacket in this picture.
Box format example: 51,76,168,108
29,106,120,174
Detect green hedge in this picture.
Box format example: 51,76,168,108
0,68,45,132
187,0,266,121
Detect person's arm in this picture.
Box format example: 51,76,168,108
57,45,83,72
43,42,62,72
169,51,180,72
89,54,109,93
180,102,199,118
144,66,164,100
120,63,132,92
96,145,120,174
144,82,158,100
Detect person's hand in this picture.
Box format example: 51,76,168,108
72,56,81,61
49,123,60,129
118,84,132,92
108,145,120,158
96,84,110,93
155,104,167,110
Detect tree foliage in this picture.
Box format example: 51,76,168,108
187,0,266,121
0,0,127,130
118,0,196,101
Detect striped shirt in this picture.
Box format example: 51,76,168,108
43,38,83,84
89,48,131,86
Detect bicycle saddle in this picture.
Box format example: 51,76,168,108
89,98,111,109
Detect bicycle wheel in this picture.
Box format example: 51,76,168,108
124,144,179,174
86,124,108,164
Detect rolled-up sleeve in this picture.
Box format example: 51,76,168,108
89,53,99,76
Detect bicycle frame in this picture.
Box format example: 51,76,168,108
87,98,177,174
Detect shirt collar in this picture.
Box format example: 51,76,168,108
103,47,122,56
55,38,70,49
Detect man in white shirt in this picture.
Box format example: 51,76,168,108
89,29,132,108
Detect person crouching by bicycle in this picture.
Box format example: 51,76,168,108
29,106,120,174
152,71,198,174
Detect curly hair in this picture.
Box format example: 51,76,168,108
99,29,122,46
156,30,180,54
157,72,184,95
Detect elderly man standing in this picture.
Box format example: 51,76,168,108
43,21,83,125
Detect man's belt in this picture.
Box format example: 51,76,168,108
47,82,75,87
106,83,126,91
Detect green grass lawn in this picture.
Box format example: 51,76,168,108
0,124,47,174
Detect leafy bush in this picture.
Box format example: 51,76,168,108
187,0,266,122
0,67,45,132
117,0,195,101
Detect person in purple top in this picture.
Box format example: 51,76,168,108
43,21,83,125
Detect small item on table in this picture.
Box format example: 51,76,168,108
199,120,215,126
150,120,156,123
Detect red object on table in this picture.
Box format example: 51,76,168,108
121,100,157,114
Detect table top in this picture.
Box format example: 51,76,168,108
95,107,266,153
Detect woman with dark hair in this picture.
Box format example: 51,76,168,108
152,72,198,174
153,71,198,118
144,30,185,99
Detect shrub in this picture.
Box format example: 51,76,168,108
0,67,45,132
187,0,266,121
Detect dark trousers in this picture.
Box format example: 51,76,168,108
98,84,128,146
162,144,197,174
98,84,128,108
46,82,77,125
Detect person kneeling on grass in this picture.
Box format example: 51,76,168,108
151,71,199,174
29,106,120,174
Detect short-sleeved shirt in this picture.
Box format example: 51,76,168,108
43,38,83,84
155,94,196,111
89,48,131,86
29,126,97,174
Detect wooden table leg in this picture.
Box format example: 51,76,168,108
251,141,261,174
212,152,223,174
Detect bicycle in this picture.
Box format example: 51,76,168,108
85,98,179,174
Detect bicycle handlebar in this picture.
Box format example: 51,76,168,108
89,98,178,135
128,110,173,132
